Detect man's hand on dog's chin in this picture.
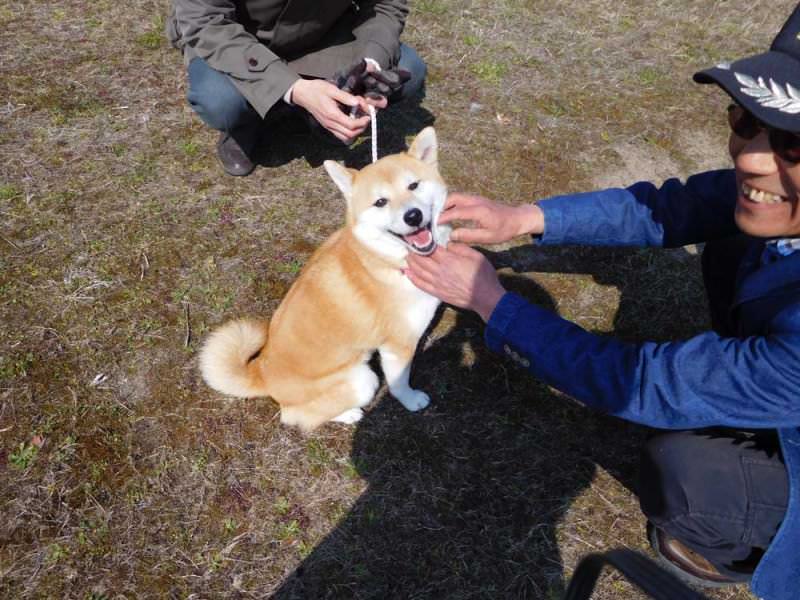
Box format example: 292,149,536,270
439,193,544,244
404,243,506,323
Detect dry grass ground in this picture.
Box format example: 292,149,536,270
1,1,793,598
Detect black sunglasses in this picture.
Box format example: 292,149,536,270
727,103,800,164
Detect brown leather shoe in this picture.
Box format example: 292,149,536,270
648,524,740,588
216,132,255,177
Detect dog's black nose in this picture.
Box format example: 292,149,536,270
404,208,423,227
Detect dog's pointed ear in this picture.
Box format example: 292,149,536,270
408,127,438,167
324,160,356,199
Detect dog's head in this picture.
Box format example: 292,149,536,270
324,127,448,257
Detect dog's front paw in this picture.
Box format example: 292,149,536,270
331,407,364,424
397,390,430,412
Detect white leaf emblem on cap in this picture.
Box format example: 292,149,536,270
736,72,800,114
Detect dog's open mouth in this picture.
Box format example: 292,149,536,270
392,223,437,256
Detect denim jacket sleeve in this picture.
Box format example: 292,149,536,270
485,293,800,429
538,169,739,248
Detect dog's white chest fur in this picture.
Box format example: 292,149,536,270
400,276,440,334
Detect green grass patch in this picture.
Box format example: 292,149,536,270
306,439,333,473
0,352,34,380
463,34,479,47
618,15,635,30
0,183,21,201
9,441,38,469
276,258,304,274
638,66,661,86
274,496,291,516
0,7,18,26
276,519,301,540
470,60,508,84
415,0,447,15
17,81,108,119
223,517,238,533
136,30,163,50
47,543,68,563
180,139,201,157
539,98,568,118
136,16,166,50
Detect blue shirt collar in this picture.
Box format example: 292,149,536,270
762,237,800,264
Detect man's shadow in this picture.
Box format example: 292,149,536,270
255,97,435,170
270,242,709,599
486,243,711,488
491,243,710,344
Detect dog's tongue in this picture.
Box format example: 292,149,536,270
404,228,432,248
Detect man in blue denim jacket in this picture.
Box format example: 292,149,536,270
406,9,800,599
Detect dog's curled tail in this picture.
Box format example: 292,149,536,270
198,318,270,398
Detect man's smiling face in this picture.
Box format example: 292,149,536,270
730,120,800,238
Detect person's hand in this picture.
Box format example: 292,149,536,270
291,79,371,142
405,243,506,322
438,193,544,244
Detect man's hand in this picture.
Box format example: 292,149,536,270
439,193,544,244
291,79,371,142
405,243,506,323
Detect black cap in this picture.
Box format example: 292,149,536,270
694,8,800,132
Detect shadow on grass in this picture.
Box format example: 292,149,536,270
491,244,711,345
255,98,435,171
270,245,706,599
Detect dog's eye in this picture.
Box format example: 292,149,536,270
374,197,388,208
408,181,419,191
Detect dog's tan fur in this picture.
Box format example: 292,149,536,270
199,128,446,430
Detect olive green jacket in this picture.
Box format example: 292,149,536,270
167,0,408,117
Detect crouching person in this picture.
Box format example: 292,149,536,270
166,0,426,176
406,8,800,598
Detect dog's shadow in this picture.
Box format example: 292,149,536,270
256,98,435,170
269,244,708,599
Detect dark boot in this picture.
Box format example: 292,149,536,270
216,132,255,177
648,524,741,588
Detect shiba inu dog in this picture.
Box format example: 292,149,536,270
198,127,449,430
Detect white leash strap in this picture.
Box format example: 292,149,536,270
368,104,378,163
349,104,378,163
